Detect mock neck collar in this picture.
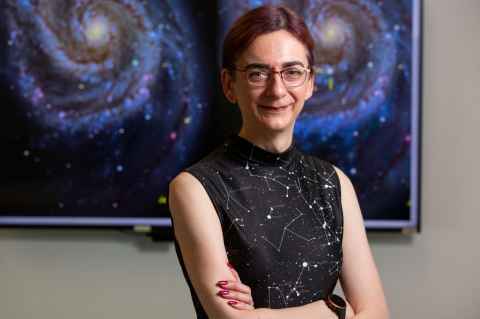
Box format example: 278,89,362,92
225,134,298,167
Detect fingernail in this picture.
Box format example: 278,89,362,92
227,300,237,305
227,262,234,269
217,280,228,286
218,290,229,296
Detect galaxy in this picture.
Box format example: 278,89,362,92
219,0,420,224
0,0,214,221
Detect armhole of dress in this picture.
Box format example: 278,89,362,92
183,167,225,225
330,163,345,276
331,164,344,243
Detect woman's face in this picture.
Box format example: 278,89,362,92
222,30,314,134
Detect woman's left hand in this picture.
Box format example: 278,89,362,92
216,263,255,310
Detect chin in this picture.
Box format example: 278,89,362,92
259,117,294,132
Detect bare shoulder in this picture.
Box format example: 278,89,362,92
330,165,364,230
168,170,223,241
168,171,207,214
333,165,358,210
169,171,201,192
332,165,353,190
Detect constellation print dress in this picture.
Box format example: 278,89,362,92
173,134,344,318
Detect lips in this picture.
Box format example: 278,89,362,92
259,104,291,112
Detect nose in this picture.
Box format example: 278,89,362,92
264,71,287,98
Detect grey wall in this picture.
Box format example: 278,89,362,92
1,1,479,318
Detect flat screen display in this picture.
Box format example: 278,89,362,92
0,0,422,232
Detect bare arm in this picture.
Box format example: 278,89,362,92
169,172,243,319
334,167,390,319
169,172,338,319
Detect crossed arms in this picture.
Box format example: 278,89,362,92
169,167,389,319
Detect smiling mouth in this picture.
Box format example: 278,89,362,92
258,104,291,112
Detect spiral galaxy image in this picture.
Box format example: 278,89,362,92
0,0,420,229
0,1,215,222
219,0,421,226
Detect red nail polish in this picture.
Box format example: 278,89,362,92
228,300,237,305
217,280,228,286
218,290,229,296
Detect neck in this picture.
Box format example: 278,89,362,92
238,126,294,154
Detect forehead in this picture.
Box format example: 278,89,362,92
238,30,309,67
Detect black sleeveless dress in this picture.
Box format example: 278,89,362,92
173,135,344,318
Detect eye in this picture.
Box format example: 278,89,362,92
247,69,269,82
283,67,305,80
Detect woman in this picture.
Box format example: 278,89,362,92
169,5,389,319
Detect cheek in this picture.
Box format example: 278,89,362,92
238,88,261,106
236,92,258,117
292,88,309,104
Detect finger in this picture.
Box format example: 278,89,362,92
217,289,254,305
217,281,254,305
218,281,252,295
227,300,255,311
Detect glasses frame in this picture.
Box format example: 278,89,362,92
233,65,312,88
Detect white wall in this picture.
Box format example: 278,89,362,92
1,1,479,318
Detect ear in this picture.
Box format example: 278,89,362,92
304,73,315,101
221,68,237,103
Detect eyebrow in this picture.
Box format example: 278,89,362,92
243,61,306,69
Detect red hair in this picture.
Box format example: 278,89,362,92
222,5,315,71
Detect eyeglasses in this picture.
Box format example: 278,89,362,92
234,65,311,88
